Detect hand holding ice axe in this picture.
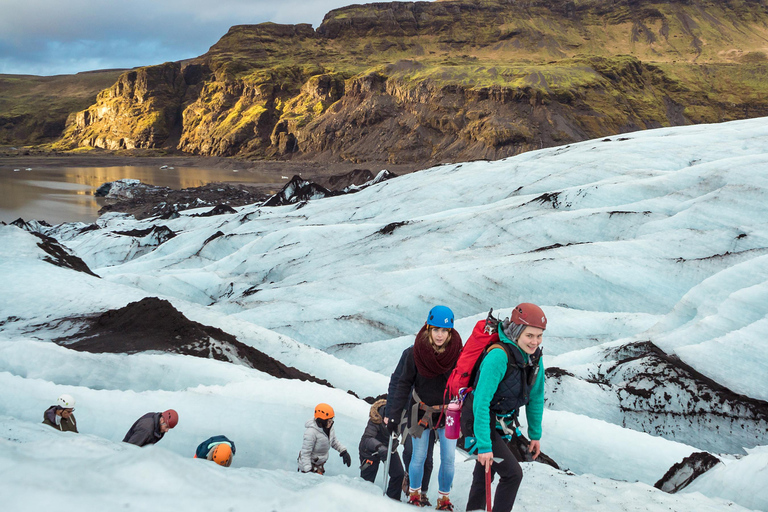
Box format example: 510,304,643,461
465,453,504,511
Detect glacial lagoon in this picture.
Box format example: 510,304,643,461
0,164,284,224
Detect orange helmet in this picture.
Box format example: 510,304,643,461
314,403,334,420
211,444,233,467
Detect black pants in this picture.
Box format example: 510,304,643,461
360,452,405,500
402,429,435,493
466,428,523,512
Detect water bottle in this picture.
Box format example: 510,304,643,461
444,400,462,440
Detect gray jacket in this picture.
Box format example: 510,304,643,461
297,419,347,472
123,412,164,447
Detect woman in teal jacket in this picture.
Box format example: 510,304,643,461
466,303,547,512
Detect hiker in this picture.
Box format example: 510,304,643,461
464,303,547,512
195,435,235,467
359,399,405,499
386,347,437,505
122,409,178,447
298,403,351,474
387,305,463,510
42,394,78,433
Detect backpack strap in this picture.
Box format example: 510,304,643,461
486,343,506,354
474,343,514,383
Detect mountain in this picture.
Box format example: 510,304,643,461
0,70,125,147
2,117,767,511
6,0,767,164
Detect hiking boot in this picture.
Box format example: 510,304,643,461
420,493,432,507
408,490,423,507
436,495,454,511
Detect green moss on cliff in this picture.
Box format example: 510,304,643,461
215,102,268,136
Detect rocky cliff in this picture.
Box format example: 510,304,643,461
56,0,768,163
0,70,124,146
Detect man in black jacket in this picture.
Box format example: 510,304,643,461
123,409,178,447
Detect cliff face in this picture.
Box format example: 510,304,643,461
56,0,768,163
61,62,200,150
291,57,696,163
0,70,124,146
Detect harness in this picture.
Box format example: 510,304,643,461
408,388,449,438
496,411,522,441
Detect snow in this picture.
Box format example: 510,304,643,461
685,446,768,511
2,116,768,511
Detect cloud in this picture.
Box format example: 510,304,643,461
0,0,355,75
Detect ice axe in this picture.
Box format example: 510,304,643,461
463,454,504,512
381,431,396,495
463,454,504,463
485,467,492,512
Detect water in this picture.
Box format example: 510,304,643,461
0,165,286,225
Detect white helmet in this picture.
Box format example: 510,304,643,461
57,394,76,409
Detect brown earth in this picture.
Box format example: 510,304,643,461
55,296,331,386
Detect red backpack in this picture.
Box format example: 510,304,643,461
446,310,500,399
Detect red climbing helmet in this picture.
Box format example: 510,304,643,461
511,303,547,330
162,409,179,428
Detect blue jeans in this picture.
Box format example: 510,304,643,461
408,428,456,494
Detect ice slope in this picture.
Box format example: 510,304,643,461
43,118,768,451
0,227,387,399
2,117,768,510
1,335,762,512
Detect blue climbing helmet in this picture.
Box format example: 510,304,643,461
426,305,454,329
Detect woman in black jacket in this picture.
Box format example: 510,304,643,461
387,305,463,510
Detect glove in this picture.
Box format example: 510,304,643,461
340,450,351,467
377,444,388,462
386,417,398,436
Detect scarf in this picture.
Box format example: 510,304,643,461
413,324,463,378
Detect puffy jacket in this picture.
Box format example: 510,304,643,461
472,324,545,454
477,343,541,416
195,435,236,459
297,419,347,472
122,412,164,447
359,399,398,461
42,406,78,433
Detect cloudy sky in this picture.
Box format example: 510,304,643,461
0,0,360,76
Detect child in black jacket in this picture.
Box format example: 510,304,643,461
359,399,405,500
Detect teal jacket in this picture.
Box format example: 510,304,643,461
472,327,545,454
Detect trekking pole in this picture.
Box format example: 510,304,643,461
381,432,395,496
485,466,492,512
